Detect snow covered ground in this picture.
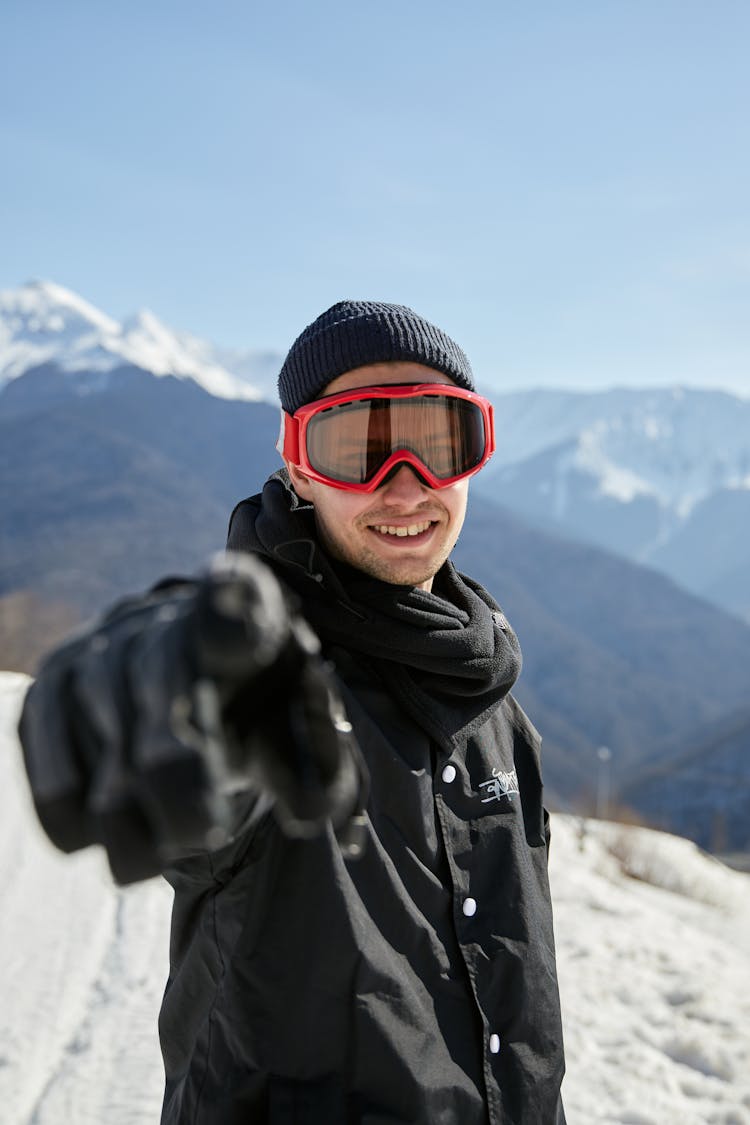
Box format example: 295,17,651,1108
552,816,750,1124
0,673,171,1125
1,672,748,1124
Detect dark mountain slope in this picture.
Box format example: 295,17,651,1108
620,708,750,851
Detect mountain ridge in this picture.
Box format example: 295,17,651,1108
0,279,276,402
474,386,750,619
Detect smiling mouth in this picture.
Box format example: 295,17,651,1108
368,519,436,540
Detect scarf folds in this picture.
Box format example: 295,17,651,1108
226,472,522,749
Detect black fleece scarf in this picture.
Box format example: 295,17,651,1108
226,471,522,750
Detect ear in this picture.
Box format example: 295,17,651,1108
285,459,315,502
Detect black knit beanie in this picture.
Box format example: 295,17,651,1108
278,300,475,414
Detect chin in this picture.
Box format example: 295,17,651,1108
349,547,448,589
368,564,436,587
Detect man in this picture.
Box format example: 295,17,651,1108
19,301,566,1124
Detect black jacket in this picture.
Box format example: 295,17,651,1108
157,474,566,1124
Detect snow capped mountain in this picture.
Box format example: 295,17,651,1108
0,280,273,402
478,386,750,619
2,673,748,1124
482,386,750,516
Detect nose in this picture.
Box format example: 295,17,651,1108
377,462,432,500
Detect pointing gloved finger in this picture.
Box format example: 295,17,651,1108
189,551,294,685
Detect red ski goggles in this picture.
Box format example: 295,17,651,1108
278,383,495,492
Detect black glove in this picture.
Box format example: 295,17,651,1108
18,552,368,884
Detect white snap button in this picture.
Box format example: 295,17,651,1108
489,1033,500,1054
441,764,457,784
462,897,477,917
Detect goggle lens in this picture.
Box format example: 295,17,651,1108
305,393,488,486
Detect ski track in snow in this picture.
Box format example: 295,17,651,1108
2,673,749,1124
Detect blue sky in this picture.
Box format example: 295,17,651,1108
2,0,749,394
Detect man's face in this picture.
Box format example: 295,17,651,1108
286,362,469,592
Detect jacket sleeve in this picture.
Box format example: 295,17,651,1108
18,552,367,885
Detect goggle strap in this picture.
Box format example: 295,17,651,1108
277,411,300,463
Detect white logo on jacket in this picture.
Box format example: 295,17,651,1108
479,768,519,803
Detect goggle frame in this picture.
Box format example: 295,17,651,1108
278,382,496,492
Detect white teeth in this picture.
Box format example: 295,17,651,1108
372,521,432,538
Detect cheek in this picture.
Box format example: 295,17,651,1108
308,483,369,528
445,481,469,524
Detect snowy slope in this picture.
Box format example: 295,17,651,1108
553,818,750,1124
476,386,750,616
0,280,267,402
480,386,750,519
2,673,749,1125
